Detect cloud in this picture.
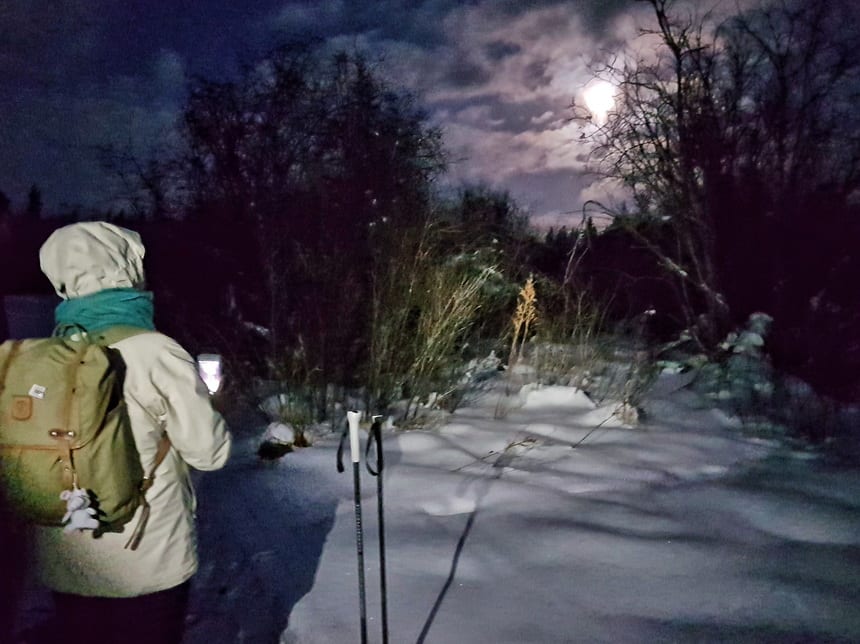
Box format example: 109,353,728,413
361,2,618,216
270,1,348,36
153,50,186,96
578,177,629,210
442,116,589,182
444,59,494,88
0,0,645,218
264,1,641,219
530,110,555,125
484,40,522,61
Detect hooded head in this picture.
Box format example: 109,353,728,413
39,222,146,299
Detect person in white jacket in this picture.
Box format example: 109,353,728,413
29,221,232,644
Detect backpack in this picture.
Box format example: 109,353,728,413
0,325,168,549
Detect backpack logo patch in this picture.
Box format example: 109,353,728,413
12,396,33,420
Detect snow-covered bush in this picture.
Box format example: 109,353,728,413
663,313,776,418
258,388,315,448
662,313,858,448
256,421,296,460
716,313,775,411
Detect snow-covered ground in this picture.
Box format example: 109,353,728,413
15,374,860,642
186,375,860,643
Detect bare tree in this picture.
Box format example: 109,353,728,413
589,0,860,351
97,142,174,219
178,46,445,386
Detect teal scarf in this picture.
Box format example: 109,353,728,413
55,288,156,335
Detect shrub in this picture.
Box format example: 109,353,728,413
366,218,506,419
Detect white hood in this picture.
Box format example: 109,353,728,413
39,221,147,299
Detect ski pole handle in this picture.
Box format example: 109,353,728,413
344,410,368,643
347,410,362,464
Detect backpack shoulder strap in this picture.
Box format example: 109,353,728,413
143,433,172,491
125,433,172,551
0,340,21,384
0,340,23,397
90,324,169,472
92,326,154,347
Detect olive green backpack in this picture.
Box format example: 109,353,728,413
0,326,168,550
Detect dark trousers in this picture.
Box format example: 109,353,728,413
49,581,190,644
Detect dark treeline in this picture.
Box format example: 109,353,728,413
3,196,860,404
7,195,858,403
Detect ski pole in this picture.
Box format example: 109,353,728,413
366,415,389,644
337,410,368,644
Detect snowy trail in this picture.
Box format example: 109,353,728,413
185,442,339,643
271,385,860,643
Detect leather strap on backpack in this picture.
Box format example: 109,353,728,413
0,340,22,398
124,432,172,551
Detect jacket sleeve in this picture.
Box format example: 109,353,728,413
150,337,232,471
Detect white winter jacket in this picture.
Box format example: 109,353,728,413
33,222,231,597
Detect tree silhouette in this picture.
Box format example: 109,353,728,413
590,0,860,361
175,46,445,385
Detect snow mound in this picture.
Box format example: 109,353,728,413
521,385,596,410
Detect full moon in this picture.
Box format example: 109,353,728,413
583,80,615,125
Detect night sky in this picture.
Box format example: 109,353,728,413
2,0,742,226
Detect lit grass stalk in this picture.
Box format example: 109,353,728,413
508,275,538,373
496,276,539,417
